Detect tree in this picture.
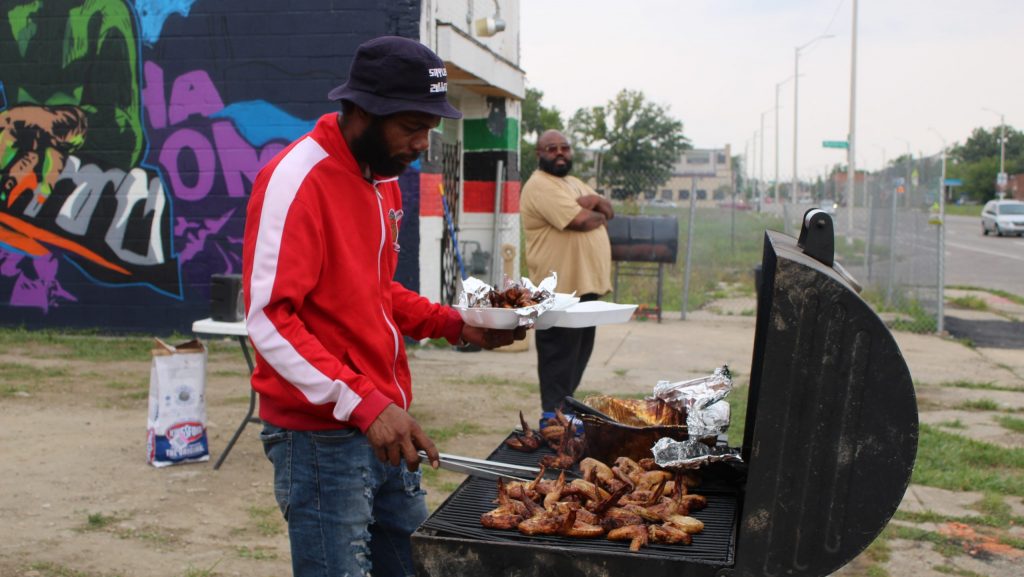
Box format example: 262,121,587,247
519,87,563,180
948,125,1024,201
567,89,689,200
950,126,1024,164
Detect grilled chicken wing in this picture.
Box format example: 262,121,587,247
649,523,692,545
580,457,615,484
664,514,705,534
506,411,543,452
607,524,650,551
481,479,525,530
517,512,564,536
600,507,646,530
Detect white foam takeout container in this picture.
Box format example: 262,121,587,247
547,300,638,329
456,297,636,330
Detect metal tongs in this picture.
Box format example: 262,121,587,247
418,451,540,482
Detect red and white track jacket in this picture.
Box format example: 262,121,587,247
242,113,463,432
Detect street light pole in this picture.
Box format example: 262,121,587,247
774,76,793,206
761,108,772,208
753,129,760,211
846,0,858,238
983,107,1007,195
792,34,833,207
929,128,947,335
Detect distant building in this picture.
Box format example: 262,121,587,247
1007,174,1024,201
828,170,868,203
661,146,734,203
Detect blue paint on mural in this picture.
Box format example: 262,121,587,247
211,102,318,147
134,0,197,45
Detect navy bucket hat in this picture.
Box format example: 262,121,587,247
328,36,462,119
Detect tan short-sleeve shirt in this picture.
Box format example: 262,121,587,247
520,171,612,296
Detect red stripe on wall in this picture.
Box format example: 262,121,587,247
462,181,521,214
420,173,443,217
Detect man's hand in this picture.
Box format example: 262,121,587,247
0,105,87,203
365,404,438,471
461,324,528,350
577,194,615,220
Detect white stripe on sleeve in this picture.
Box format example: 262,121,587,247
246,137,363,421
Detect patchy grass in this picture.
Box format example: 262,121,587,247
446,374,536,394
948,285,1024,306
421,466,463,495
248,505,284,537
943,205,983,218
941,380,1021,393
612,208,782,312
933,565,986,577
81,512,122,531
613,368,629,378
236,546,278,560
182,561,222,577
937,419,966,429
912,424,1024,497
424,421,485,443
883,524,963,558
995,415,1024,434
955,399,1001,411
0,361,69,380
26,562,125,577
861,288,938,334
947,295,988,311
727,383,749,447
0,328,190,362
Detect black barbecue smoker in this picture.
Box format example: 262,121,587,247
412,210,919,577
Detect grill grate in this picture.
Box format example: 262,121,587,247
420,435,738,564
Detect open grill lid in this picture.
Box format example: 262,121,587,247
731,210,919,577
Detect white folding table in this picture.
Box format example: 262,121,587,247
191,318,257,470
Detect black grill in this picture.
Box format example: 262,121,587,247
419,439,738,564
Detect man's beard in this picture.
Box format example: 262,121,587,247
350,118,417,177
539,155,572,177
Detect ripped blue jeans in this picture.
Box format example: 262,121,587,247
260,424,428,577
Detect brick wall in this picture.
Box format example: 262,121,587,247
0,0,423,332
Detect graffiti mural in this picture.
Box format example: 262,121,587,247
0,0,421,331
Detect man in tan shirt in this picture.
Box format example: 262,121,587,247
521,129,614,426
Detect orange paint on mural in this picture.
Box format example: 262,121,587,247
0,213,131,276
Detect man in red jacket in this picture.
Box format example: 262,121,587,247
242,36,523,577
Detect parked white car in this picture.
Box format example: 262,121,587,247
981,199,1024,237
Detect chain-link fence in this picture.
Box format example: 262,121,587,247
598,196,781,320
771,154,944,333
575,159,945,333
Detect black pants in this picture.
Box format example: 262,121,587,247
536,293,599,412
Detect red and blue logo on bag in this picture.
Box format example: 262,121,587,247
151,421,209,463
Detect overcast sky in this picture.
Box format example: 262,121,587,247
519,0,1021,180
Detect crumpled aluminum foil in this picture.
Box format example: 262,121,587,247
458,273,558,327
647,366,738,469
652,365,733,439
651,437,743,471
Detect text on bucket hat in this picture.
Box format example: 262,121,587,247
328,36,462,120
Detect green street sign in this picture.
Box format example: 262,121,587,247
822,140,849,149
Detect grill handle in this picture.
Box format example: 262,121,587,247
797,208,834,267
797,208,862,293
563,396,618,423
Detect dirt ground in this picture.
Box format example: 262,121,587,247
1,298,1022,577
0,335,585,577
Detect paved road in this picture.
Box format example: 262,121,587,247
943,214,1023,296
